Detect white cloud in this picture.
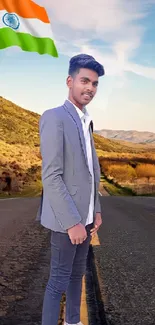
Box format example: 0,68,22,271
37,0,145,32
35,0,154,80
126,62,155,80
77,44,155,79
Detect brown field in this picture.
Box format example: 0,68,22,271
0,97,155,197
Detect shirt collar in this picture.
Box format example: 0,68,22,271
67,99,91,123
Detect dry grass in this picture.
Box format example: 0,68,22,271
96,131,155,194
94,133,155,156
105,164,137,181
100,160,155,180
1,96,155,196
0,96,40,146
100,175,135,196
135,164,155,178
0,97,42,195
0,140,41,172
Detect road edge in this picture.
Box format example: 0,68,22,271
85,244,110,325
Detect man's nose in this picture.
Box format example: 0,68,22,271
86,83,93,92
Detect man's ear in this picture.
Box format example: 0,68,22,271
66,75,73,89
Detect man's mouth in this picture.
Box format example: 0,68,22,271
82,93,93,99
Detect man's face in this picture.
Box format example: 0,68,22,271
67,68,99,108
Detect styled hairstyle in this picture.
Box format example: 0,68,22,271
68,53,105,77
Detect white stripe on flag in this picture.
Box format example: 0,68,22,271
0,10,54,39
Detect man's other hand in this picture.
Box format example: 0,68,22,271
90,212,102,237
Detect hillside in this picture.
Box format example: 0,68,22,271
95,129,155,144
0,97,42,196
0,97,155,197
0,96,40,146
93,133,155,157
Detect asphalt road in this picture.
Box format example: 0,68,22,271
0,197,52,325
95,196,155,325
0,196,155,325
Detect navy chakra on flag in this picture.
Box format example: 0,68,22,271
2,13,20,30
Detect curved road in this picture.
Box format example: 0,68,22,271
0,196,155,325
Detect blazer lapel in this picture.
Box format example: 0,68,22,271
64,100,89,169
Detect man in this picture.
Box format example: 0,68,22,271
37,53,105,325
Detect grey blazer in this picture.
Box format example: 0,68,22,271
36,100,101,233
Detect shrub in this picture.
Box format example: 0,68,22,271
106,164,137,181
135,164,155,178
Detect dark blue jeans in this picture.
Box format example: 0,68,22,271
41,223,93,325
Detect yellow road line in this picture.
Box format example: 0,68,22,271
63,233,101,324
90,232,100,246
80,276,88,325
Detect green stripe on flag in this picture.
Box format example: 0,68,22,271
0,27,58,57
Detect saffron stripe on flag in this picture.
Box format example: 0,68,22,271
0,27,58,57
0,0,50,23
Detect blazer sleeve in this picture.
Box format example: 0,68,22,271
89,128,102,215
39,110,82,231
94,192,101,214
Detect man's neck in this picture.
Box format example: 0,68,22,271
68,97,84,111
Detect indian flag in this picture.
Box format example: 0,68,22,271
0,0,58,57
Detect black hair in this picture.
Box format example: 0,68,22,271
68,53,105,77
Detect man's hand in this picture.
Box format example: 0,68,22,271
90,212,102,237
67,223,87,245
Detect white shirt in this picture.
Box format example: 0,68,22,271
67,100,94,226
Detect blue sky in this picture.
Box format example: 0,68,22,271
0,0,155,132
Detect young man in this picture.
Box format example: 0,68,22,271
37,53,105,325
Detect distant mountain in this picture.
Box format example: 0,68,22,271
94,129,155,144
